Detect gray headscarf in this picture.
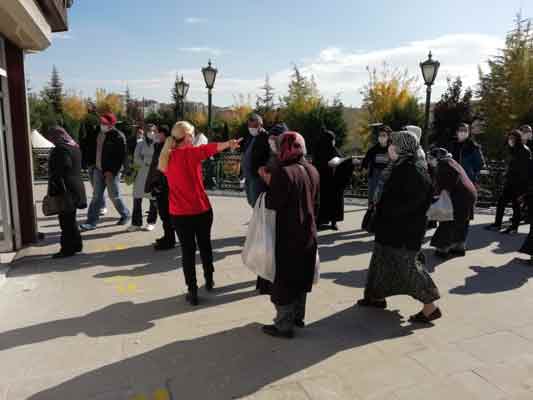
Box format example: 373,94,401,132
373,131,426,204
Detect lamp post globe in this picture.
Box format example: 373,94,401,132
202,60,218,130
419,51,440,150
176,76,189,120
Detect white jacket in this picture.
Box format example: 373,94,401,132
132,139,155,199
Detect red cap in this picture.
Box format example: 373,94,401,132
100,112,117,126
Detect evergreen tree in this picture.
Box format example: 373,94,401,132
42,65,64,115
256,75,275,112
283,66,319,106
432,77,474,146
477,13,533,158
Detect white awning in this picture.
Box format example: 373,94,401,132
31,130,54,149
0,1,52,51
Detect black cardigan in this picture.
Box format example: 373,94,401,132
48,144,87,210
374,160,432,251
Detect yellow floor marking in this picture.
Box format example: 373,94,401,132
130,389,170,400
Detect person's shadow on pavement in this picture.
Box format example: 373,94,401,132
27,306,431,400
0,280,256,352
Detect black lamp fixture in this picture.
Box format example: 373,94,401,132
202,60,218,130
176,75,189,119
419,51,440,150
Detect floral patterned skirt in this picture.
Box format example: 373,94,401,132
364,243,440,304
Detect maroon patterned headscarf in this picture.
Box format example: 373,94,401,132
279,132,307,163
45,127,79,148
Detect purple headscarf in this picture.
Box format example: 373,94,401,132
45,127,79,148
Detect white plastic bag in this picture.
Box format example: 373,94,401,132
314,251,320,284
426,190,454,222
242,193,277,282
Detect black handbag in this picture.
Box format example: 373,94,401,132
361,207,375,233
42,194,66,216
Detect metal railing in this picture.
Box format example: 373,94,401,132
32,150,507,207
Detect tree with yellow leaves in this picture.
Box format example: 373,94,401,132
357,63,422,148
63,94,87,121
95,88,125,116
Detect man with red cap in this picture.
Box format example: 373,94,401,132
80,112,130,230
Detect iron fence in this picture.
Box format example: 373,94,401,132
32,150,508,207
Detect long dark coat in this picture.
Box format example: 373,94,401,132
266,160,320,305
313,132,344,225
48,144,87,210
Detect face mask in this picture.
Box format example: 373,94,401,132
146,131,155,140
457,131,468,142
508,140,515,148
429,158,438,168
249,128,259,137
101,124,110,133
388,146,399,161
378,137,388,147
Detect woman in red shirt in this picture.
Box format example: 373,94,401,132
159,121,241,305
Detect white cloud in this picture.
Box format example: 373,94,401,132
52,33,74,40
40,33,505,107
185,17,207,24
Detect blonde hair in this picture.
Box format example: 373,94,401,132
158,121,195,172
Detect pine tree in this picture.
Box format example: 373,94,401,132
256,75,275,112
43,65,64,115
283,66,318,105
432,77,474,146
477,13,533,158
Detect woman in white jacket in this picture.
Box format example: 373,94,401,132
128,125,158,232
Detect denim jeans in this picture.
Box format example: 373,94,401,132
244,175,266,208
87,166,107,210
86,169,130,226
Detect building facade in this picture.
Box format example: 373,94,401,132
0,0,73,253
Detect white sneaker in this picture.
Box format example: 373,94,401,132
99,208,108,216
143,224,155,232
127,225,143,232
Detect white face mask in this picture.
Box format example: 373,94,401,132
388,145,399,161
101,124,110,133
428,158,438,168
508,140,515,148
378,137,388,147
249,128,259,137
146,131,155,140
457,131,469,142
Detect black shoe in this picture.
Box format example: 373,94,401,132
294,320,305,328
357,298,387,309
205,277,215,292
449,248,466,257
503,226,518,234
331,223,339,231
186,289,199,306
116,216,131,226
262,325,294,339
154,241,175,251
52,251,75,259
434,250,450,259
409,308,442,324
485,224,501,231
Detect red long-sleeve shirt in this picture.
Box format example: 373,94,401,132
164,143,218,216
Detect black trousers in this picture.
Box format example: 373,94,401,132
58,210,82,254
172,209,214,290
132,198,157,227
155,188,176,245
495,185,521,228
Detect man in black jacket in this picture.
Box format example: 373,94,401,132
242,114,270,207
80,113,131,231
80,103,108,215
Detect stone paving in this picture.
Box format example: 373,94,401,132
1,182,533,399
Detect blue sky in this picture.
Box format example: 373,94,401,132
26,0,531,107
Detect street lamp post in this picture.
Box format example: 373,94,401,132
176,75,190,120
201,60,218,130
419,51,440,150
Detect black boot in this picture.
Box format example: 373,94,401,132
205,274,215,292
186,288,199,306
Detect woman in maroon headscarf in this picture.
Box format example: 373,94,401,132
258,132,320,339
44,127,87,258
